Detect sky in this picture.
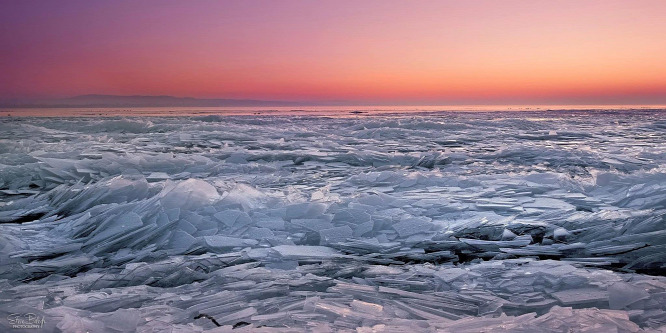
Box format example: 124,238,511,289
1,0,666,105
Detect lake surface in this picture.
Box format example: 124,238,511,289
2,104,665,117
0,108,665,331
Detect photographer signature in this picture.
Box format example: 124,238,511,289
7,313,45,329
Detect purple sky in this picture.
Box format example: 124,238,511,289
2,0,666,104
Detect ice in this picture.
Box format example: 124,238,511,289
160,179,221,210
1,110,665,331
99,308,142,332
433,267,468,283
333,208,371,224
86,212,144,245
255,217,285,230
608,282,650,310
318,226,353,244
272,245,341,259
214,210,251,227
291,219,333,232
146,171,170,181
391,217,433,237
168,230,197,253
553,227,570,240
524,198,576,211
351,300,384,315
204,236,258,249
551,288,609,306
501,228,518,240
352,220,374,237
285,202,327,220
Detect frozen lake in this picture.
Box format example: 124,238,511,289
1,109,665,331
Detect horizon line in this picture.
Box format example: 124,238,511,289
1,94,666,109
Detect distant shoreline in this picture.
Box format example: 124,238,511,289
0,94,301,109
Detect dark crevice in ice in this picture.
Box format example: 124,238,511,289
0,212,46,224
193,313,221,327
232,321,251,329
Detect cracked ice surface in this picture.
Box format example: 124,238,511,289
0,109,665,332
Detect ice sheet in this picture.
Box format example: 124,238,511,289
1,110,665,331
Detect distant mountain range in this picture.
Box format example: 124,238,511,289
0,95,301,108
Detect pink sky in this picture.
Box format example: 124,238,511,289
2,0,666,104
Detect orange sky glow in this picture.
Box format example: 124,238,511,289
2,0,666,104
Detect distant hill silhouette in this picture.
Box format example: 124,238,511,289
0,95,300,108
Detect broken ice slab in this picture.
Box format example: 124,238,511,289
214,210,252,228
460,234,533,250
350,299,384,315
319,226,353,245
168,230,197,254
501,229,518,240
225,153,249,164
159,179,221,210
561,257,621,267
243,227,275,239
474,200,521,211
272,245,342,260
522,198,576,211
332,208,371,224
63,291,153,313
608,282,650,310
551,288,609,306
207,307,257,326
24,254,97,278
553,227,570,240
499,245,562,257
204,236,258,250
586,242,650,256
254,217,285,230
334,238,403,254
391,217,433,237
433,267,468,283
361,265,404,276
352,220,374,237
145,172,170,182
290,218,333,231
284,202,327,220
84,212,144,246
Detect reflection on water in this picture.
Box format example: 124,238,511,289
1,105,665,117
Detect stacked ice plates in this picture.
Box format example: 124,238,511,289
1,110,665,331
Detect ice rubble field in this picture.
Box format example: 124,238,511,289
0,110,665,332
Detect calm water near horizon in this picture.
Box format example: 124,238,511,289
2,104,665,117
